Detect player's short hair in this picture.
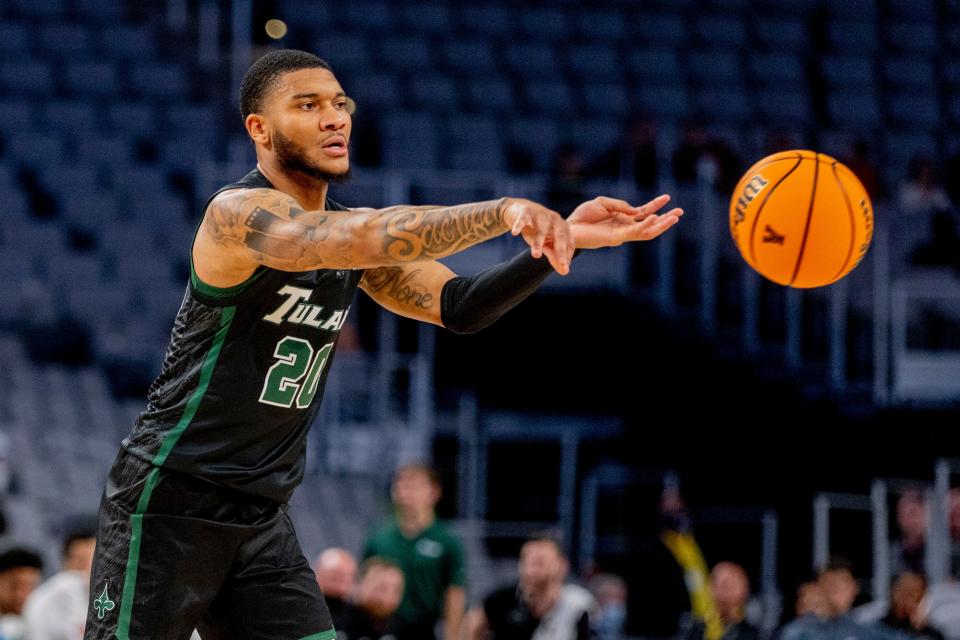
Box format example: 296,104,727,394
0,547,43,573
394,462,442,489
359,556,403,581
239,49,332,120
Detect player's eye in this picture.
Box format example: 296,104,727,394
298,102,316,111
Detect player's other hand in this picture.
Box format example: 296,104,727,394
568,194,684,250
504,198,574,275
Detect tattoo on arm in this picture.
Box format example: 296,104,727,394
361,267,435,311
203,188,510,271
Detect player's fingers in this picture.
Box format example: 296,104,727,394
542,244,570,275
553,219,574,268
511,210,529,236
595,196,634,215
631,194,671,219
639,213,681,240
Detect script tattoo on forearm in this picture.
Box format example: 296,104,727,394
204,189,510,269
362,267,435,310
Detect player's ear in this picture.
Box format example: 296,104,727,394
245,113,270,146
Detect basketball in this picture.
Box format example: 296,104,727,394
729,150,874,288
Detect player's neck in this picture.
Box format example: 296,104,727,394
396,508,434,537
256,160,328,211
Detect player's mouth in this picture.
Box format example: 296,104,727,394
321,135,348,157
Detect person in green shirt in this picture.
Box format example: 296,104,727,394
363,463,466,640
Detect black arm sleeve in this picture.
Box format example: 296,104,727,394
440,250,576,334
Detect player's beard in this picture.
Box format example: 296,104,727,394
273,129,352,185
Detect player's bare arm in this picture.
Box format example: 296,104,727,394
194,188,574,287
359,261,454,326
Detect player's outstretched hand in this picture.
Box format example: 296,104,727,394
567,194,684,250
504,198,574,275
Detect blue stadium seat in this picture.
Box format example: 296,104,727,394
99,25,155,59
509,117,560,172
0,22,30,53
944,62,960,89
0,99,33,129
65,61,118,96
77,136,134,167
519,7,570,40
887,23,938,53
108,103,155,133
280,0,331,25
399,3,452,33
887,94,941,129
60,191,118,227
379,36,433,71
883,58,936,89
695,15,747,49
73,0,124,19
827,21,879,54
635,13,687,45
411,76,458,110
632,83,690,120
447,115,498,146
46,253,106,288
342,1,394,30
460,5,513,36
38,23,90,55
349,74,400,109
750,53,805,86
43,166,99,196
132,195,189,226
754,18,807,52
0,60,54,95
566,45,622,82
827,92,881,126
753,90,812,125
316,34,371,72
821,56,875,89
883,132,937,178
442,40,497,74
885,0,936,22
9,0,65,19
947,96,960,124
165,105,219,138
6,133,63,166
577,10,626,40
628,49,681,81
3,221,64,254
697,87,750,121
111,167,168,200
571,120,622,155
506,43,559,77
582,84,630,117
448,145,505,173
830,0,878,19
383,112,439,169
466,79,516,112
128,63,189,99
44,102,97,133
523,81,574,114
0,191,29,223
688,52,742,84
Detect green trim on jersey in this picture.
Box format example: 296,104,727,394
152,306,236,467
116,467,161,640
189,257,268,299
116,307,237,638
297,629,337,640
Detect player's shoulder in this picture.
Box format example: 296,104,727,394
207,186,283,212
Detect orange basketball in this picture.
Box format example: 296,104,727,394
729,150,874,288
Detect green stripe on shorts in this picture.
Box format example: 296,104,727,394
115,466,161,640
297,629,337,640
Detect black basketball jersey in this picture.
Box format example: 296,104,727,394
122,168,363,503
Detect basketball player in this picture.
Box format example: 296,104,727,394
83,49,683,640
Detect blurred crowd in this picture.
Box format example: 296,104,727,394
2,470,960,639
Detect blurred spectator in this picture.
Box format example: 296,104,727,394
899,156,951,218
950,489,960,579
363,463,465,640
796,580,829,619
464,534,596,640
590,114,659,190
713,563,759,640
891,490,928,577
23,519,96,640
0,547,43,640
779,558,881,640
547,143,587,215
625,480,720,639
844,138,882,200
315,548,358,630
588,573,626,640
878,572,944,640
337,557,405,640
671,120,740,194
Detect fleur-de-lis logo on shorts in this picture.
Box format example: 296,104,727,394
93,582,115,620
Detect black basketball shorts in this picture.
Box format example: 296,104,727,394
83,451,335,640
